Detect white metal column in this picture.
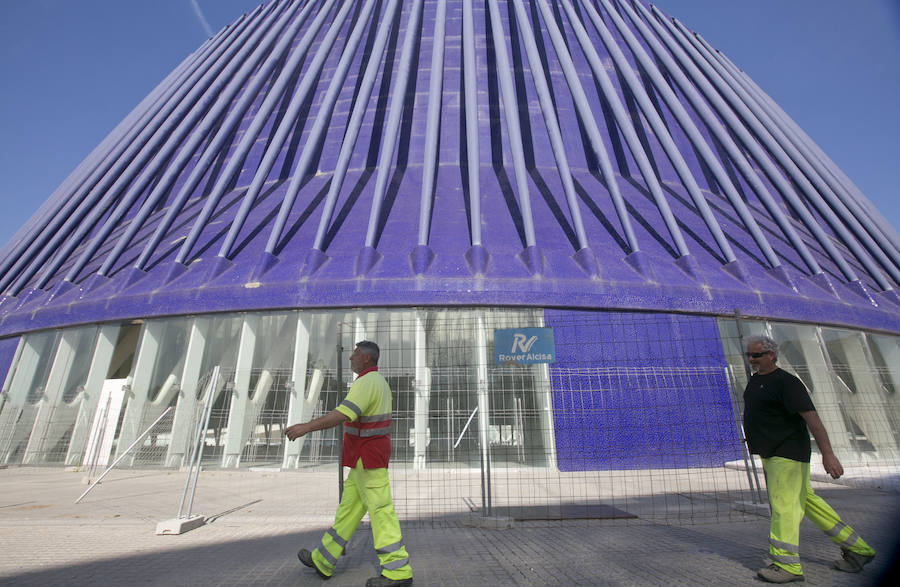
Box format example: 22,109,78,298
166,317,211,467
222,314,259,467
65,325,119,465
23,329,92,463
283,313,312,468
413,311,430,469
116,321,165,463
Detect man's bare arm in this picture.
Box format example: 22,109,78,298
800,410,843,479
285,410,349,441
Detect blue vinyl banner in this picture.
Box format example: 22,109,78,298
494,327,556,365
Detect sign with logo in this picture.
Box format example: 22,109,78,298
494,327,556,365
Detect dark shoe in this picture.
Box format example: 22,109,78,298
757,564,804,583
833,548,875,573
298,548,330,580
365,575,412,587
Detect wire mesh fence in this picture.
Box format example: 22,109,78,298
2,308,898,528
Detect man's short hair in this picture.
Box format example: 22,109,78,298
745,334,778,358
355,340,380,364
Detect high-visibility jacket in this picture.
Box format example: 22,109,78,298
336,367,392,468
312,366,412,581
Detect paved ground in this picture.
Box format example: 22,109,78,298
0,466,898,586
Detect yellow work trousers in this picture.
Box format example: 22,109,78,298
763,456,875,576
311,459,413,580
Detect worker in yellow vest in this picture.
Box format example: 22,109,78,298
286,340,413,586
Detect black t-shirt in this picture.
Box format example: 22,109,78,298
743,368,816,462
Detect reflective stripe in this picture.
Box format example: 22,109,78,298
359,413,391,423
381,557,410,571
344,425,391,437
376,541,404,555
825,521,847,538
769,538,798,553
316,546,338,566
340,400,362,419
772,553,801,565
840,531,859,547
327,527,347,548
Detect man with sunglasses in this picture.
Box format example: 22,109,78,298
742,335,876,583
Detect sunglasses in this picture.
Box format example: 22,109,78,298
745,351,771,358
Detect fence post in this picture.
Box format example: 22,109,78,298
733,309,765,503
336,322,344,502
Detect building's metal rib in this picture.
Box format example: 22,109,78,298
510,0,588,252
262,0,359,258
171,1,313,266
638,2,822,277
414,0,447,256
361,0,426,262
462,0,482,249
486,0,537,249
77,1,316,283
573,0,689,259
592,0,737,265
98,2,325,278
679,22,890,291
553,0,638,256
131,3,297,272
654,9,860,284
307,0,402,255
270,0,380,276
4,4,265,296
711,47,900,285
214,0,337,262
0,12,236,294
607,0,779,270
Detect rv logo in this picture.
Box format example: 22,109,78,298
511,333,538,353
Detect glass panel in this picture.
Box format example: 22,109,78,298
865,333,900,450
240,311,296,466
821,327,898,456
768,322,849,456
30,326,100,464
0,330,59,464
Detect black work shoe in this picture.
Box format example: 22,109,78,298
757,564,804,583
298,548,330,580
833,548,875,573
365,575,413,587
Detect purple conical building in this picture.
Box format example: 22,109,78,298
0,1,896,477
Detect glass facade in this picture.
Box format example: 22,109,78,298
717,318,900,462
0,308,897,470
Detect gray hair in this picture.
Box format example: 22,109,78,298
744,335,778,358
355,340,380,364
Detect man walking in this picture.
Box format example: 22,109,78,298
286,340,413,586
742,335,875,583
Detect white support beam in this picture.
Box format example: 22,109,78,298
222,314,259,467
166,317,211,468
413,310,430,469
283,312,311,468
66,325,119,466
115,322,164,464
23,329,89,463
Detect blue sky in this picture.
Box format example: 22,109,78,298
1,0,898,250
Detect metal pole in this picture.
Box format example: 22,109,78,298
733,310,764,502
336,323,344,501
75,406,173,503
726,365,762,504
184,366,220,519
178,366,219,518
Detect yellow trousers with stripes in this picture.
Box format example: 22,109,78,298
312,459,413,580
763,456,875,575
